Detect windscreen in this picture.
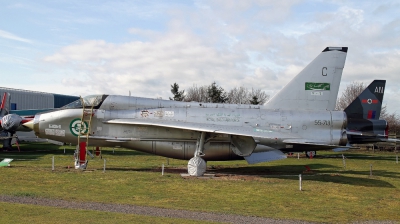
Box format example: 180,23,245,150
61,95,107,109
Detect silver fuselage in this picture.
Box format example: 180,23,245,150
32,95,347,160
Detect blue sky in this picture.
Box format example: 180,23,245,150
1,0,400,113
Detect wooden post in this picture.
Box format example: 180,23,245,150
370,164,373,176
342,154,346,169
52,156,55,171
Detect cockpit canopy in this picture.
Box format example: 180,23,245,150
62,95,108,109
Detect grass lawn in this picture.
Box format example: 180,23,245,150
0,143,399,223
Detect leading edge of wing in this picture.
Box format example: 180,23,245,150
104,118,298,139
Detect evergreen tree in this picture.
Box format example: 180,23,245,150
207,82,228,103
169,82,185,101
249,96,260,105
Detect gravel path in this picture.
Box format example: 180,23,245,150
0,195,311,224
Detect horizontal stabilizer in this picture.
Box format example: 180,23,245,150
283,139,351,150
346,130,379,137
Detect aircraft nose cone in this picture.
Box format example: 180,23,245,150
23,120,34,130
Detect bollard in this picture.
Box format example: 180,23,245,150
103,159,106,173
52,156,55,171
162,163,164,176
299,174,302,191
297,153,299,159
342,154,346,169
370,164,373,176
113,148,115,154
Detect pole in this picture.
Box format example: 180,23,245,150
342,154,346,169
64,148,65,154
370,164,373,176
299,174,302,191
52,156,54,171
162,163,164,176
297,153,299,159
396,155,398,164
103,159,106,173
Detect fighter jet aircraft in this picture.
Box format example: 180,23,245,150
24,47,348,176
0,93,32,150
345,80,397,144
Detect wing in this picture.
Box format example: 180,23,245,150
104,118,298,140
104,119,345,148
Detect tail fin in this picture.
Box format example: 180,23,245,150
265,47,348,111
0,92,10,117
344,80,386,119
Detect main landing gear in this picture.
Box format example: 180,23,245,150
188,132,207,176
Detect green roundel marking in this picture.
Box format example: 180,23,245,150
69,118,88,137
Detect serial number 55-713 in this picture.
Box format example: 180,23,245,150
314,120,331,125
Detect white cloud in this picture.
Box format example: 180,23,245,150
0,29,32,43
3,1,399,113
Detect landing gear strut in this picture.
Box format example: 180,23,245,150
187,132,207,176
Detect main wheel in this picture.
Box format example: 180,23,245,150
187,156,207,176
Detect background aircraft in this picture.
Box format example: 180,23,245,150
0,93,32,150
25,47,348,176
345,80,398,144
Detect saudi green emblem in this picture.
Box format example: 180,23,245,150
305,82,330,90
69,118,88,136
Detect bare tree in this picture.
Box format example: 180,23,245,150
183,83,269,105
249,88,269,105
184,85,208,102
227,86,249,104
382,112,400,134
335,81,366,111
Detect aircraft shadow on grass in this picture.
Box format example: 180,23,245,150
105,163,395,188
2,144,396,189
331,153,399,162
209,164,396,188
